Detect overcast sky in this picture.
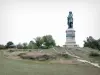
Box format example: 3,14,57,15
0,0,100,47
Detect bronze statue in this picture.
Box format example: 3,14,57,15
67,11,73,29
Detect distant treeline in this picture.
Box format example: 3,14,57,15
1,35,100,50
0,35,56,49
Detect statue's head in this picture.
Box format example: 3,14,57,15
68,11,73,18
69,11,72,14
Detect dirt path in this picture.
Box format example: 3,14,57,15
54,47,100,68
66,48,100,68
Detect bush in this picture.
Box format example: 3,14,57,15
29,50,32,52
89,51,100,57
36,55,50,61
61,53,68,58
84,36,100,50
57,53,68,58
0,44,5,49
8,50,15,52
40,46,48,49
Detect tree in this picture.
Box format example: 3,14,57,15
23,43,28,49
33,35,56,49
17,43,23,49
6,41,14,48
34,37,43,49
42,35,56,48
84,36,100,50
28,41,34,49
0,44,5,49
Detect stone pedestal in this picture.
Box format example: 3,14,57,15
65,28,77,47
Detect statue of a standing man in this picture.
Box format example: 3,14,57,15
67,11,73,29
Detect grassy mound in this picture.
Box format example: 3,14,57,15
18,52,69,61
18,52,56,61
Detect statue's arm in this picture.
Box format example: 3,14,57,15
67,17,69,25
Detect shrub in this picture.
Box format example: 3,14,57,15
89,51,100,57
0,44,5,49
36,55,50,61
8,50,15,52
84,36,100,50
40,46,48,49
61,53,68,58
29,50,32,52
57,53,68,58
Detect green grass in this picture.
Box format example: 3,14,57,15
64,47,100,65
0,50,100,75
